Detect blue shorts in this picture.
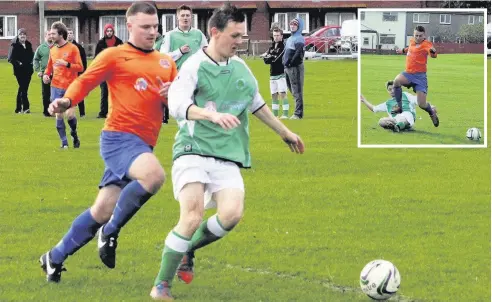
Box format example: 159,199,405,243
99,131,153,189
50,87,66,102
401,72,428,94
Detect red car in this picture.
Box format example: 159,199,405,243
304,26,341,53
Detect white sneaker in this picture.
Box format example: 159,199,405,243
289,115,301,120
280,115,288,120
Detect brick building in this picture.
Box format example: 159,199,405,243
0,0,436,57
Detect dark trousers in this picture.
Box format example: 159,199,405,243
285,64,304,118
78,101,85,116
15,72,32,112
98,82,108,117
163,105,169,123
41,79,51,115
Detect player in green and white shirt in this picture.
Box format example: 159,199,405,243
361,80,419,132
159,5,208,70
159,5,207,124
150,4,305,300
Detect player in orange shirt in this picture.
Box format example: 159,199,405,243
393,25,439,127
39,2,178,283
43,22,84,148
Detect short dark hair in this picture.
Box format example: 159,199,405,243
415,25,425,33
67,28,73,33
208,3,245,32
272,28,283,35
51,21,68,40
386,80,394,90
177,5,192,14
126,2,157,18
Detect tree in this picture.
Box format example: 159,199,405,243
457,24,485,43
439,1,491,13
433,25,456,43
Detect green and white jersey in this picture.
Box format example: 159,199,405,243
373,92,418,120
159,27,208,70
168,50,266,168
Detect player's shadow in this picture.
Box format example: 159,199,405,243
409,130,479,144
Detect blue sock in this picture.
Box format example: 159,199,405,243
50,209,101,264
103,181,153,236
67,117,77,133
424,103,433,115
394,86,402,109
56,119,68,145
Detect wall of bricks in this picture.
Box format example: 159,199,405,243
0,1,39,57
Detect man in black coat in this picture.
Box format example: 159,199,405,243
8,28,34,114
67,28,88,117
94,23,123,118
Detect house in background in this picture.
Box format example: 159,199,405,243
405,11,486,44
0,0,437,57
360,11,408,50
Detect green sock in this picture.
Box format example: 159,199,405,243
190,214,230,252
154,231,191,286
396,122,406,130
282,98,289,117
272,100,279,116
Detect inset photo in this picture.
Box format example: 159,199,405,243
358,8,488,148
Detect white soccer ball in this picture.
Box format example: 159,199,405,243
360,260,401,300
466,128,481,141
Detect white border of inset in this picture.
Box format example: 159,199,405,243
357,8,488,149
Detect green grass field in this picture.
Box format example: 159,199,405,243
360,54,486,145
0,58,490,302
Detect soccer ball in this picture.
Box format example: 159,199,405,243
360,260,401,300
466,128,481,141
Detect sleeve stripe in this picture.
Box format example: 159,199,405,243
252,102,266,115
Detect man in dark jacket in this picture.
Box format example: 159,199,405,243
283,18,305,120
8,28,34,114
263,28,289,119
94,24,124,118
67,28,88,117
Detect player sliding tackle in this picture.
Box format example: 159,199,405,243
150,3,305,300
361,81,418,132
393,25,439,127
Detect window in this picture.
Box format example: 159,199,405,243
323,27,340,37
162,13,199,33
439,14,451,25
274,12,310,34
100,16,127,41
360,11,365,21
325,13,339,26
363,37,369,45
382,12,398,22
468,15,475,24
325,12,356,26
413,13,430,23
379,34,395,45
0,15,17,39
46,16,78,41
478,16,483,23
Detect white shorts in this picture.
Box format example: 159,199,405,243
172,155,244,209
395,111,415,127
270,77,287,95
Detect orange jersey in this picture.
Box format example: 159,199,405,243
404,38,437,74
44,42,83,89
64,43,178,147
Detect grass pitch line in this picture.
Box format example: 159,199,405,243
202,258,420,302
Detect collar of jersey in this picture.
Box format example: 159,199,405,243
127,42,154,53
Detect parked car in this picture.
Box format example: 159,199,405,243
304,25,341,53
